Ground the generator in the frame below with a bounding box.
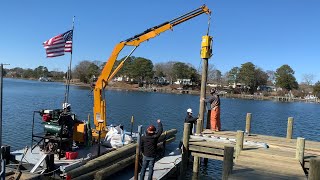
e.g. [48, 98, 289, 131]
[31, 107, 80, 157]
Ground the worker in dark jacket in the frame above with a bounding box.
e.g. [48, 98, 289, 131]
[178, 108, 197, 149]
[140, 119, 163, 180]
[185, 108, 198, 134]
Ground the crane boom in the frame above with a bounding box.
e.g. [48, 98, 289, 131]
[92, 5, 211, 136]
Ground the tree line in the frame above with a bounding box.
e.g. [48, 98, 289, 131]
[4, 66, 65, 80]
[5, 56, 320, 97]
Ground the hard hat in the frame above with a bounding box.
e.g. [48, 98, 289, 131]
[210, 88, 216, 94]
[62, 103, 71, 109]
[187, 108, 193, 113]
[147, 125, 156, 134]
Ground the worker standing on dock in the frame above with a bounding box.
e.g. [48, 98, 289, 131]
[178, 108, 198, 149]
[140, 119, 163, 180]
[185, 108, 198, 134]
[203, 88, 221, 131]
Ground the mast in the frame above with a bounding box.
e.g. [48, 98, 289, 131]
[64, 16, 75, 104]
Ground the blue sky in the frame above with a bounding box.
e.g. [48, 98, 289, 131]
[0, 0, 319, 83]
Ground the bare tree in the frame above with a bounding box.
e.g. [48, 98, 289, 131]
[266, 70, 275, 85]
[161, 61, 176, 84]
[207, 64, 216, 83]
[302, 73, 314, 86]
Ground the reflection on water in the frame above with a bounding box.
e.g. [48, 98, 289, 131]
[2, 78, 320, 179]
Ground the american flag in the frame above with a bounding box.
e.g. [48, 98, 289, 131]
[43, 30, 73, 58]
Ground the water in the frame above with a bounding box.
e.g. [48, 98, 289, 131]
[2, 78, 320, 179]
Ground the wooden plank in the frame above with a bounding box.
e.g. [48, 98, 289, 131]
[235, 154, 305, 175]
[189, 145, 224, 155]
[191, 152, 224, 161]
[234, 151, 306, 178]
[203, 130, 320, 154]
[232, 131, 319, 150]
[233, 162, 305, 178]
[229, 165, 306, 180]
[236, 156, 302, 172]
[239, 152, 297, 163]
[240, 148, 296, 159]
[189, 141, 231, 149]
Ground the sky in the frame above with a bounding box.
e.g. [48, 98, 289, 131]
[0, 0, 319, 83]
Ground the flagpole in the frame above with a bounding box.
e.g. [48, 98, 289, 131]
[65, 16, 75, 105]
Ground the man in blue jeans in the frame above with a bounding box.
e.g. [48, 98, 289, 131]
[140, 119, 163, 180]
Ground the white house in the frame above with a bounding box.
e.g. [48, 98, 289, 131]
[174, 79, 192, 85]
[113, 75, 133, 82]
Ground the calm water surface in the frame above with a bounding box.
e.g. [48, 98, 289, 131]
[3, 78, 320, 179]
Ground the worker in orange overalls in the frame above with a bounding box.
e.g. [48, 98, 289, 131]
[203, 88, 221, 131]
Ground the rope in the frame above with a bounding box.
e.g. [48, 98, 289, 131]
[206, 13, 211, 36]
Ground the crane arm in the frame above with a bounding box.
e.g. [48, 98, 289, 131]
[93, 5, 211, 132]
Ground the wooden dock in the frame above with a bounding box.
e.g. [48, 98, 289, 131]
[204, 130, 319, 179]
[178, 113, 320, 180]
[127, 113, 320, 180]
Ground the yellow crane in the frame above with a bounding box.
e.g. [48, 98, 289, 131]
[92, 5, 212, 138]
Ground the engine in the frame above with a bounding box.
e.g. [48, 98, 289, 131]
[39, 109, 75, 155]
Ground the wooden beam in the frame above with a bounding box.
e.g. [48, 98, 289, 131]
[67, 143, 136, 178]
[189, 141, 227, 149]
[94, 154, 136, 180]
[158, 129, 177, 142]
[191, 152, 223, 161]
[72, 136, 175, 180]
[189, 145, 224, 156]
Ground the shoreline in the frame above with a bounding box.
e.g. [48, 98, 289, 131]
[71, 82, 320, 103]
[6, 78, 320, 103]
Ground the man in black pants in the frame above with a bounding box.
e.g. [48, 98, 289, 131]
[140, 119, 163, 180]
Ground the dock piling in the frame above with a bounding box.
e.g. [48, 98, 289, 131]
[134, 125, 142, 180]
[309, 158, 320, 180]
[193, 155, 200, 173]
[222, 146, 234, 180]
[236, 130, 244, 158]
[286, 117, 294, 139]
[245, 113, 252, 135]
[203, 109, 211, 165]
[295, 137, 305, 165]
[180, 123, 190, 180]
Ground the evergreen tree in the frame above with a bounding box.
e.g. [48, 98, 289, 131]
[313, 81, 320, 97]
[275, 65, 298, 90]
